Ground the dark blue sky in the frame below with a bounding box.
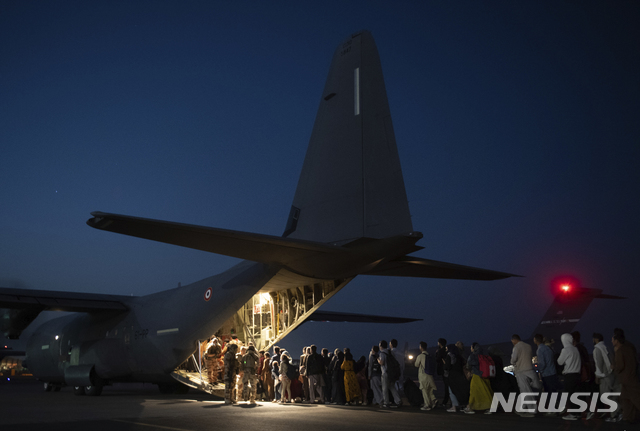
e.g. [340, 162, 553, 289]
[1, 1, 639, 357]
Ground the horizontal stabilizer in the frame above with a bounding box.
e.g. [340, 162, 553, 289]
[364, 256, 519, 280]
[87, 212, 345, 267]
[596, 293, 626, 299]
[306, 310, 421, 324]
[87, 212, 516, 281]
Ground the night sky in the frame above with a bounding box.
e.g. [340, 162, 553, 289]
[2, 1, 639, 359]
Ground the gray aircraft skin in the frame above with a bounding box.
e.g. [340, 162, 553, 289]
[0, 31, 516, 395]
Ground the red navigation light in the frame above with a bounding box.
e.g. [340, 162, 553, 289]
[550, 276, 580, 296]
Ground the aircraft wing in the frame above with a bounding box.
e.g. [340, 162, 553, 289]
[0, 287, 131, 312]
[364, 256, 518, 281]
[0, 287, 131, 339]
[306, 310, 421, 324]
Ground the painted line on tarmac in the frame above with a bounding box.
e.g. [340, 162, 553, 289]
[112, 419, 193, 431]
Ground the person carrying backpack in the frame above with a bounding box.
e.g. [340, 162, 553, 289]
[390, 339, 406, 396]
[534, 334, 562, 416]
[241, 345, 259, 404]
[466, 342, 494, 414]
[415, 341, 437, 410]
[378, 340, 402, 408]
[223, 343, 238, 404]
[369, 345, 383, 406]
[279, 354, 294, 403]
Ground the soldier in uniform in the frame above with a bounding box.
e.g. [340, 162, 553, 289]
[205, 337, 222, 385]
[234, 345, 246, 402]
[200, 338, 210, 370]
[223, 343, 238, 404]
[242, 345, 260, 403]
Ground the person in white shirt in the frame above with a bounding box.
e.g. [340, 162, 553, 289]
[510, 335, 541, 392]
[557, 333, 581, 421]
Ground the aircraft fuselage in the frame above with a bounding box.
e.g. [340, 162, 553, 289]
[26, 261, 277, 386]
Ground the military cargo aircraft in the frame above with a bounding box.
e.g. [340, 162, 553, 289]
[0, 30, 516, 396]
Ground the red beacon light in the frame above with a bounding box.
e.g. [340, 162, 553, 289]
[551, 276, 580, 297]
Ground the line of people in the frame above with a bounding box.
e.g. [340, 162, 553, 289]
[221, 339, 407, 406]
[508, 328, 640, 423]
[216, 327, 640, 425]
[432, 328, 640, 424]
[257, 345, 369, 405]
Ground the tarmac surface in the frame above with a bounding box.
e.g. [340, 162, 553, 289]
[0, 378, 635, 431]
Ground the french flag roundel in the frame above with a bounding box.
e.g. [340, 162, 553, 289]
[204, 287, 212, 301]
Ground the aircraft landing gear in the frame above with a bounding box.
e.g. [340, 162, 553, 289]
[44, 382, 62, 392]
[74, 384, 103, 396]
[85, 385, 103, 396]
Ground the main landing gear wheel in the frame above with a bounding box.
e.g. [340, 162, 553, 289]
[74, 386, 85, 396]
[85, 385, 103, 396]
[44, 382, 53, 392]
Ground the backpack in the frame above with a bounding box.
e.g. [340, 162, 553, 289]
[307, 353, 324, 375]
[243, 352, 257, 369]
[422, 352, 435, 376]
[385, 351, 401, 382]
[371, 355, 381, 374]
[478, 354, 496, 378]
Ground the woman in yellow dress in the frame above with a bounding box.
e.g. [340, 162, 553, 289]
[341, 351, 362, 405]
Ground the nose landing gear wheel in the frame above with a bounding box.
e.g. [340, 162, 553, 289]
[73, 386, 85, 396]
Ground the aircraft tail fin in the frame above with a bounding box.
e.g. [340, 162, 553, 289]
[284, 30, 413, 244]
[529, 287, 625, 343]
